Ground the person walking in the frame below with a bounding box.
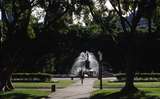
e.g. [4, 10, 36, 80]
[80, 70, 84, 84]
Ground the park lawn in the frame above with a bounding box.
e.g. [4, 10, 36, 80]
[92, 80, 160, 99]
[0, 89, 50, 99]
[140, 88, 160, 97]
[13, 80, 76, 89]
[92, 89, 119, 96]
[94, 80, 160, 88]
[0, 80, 76, 99]
[91, 88, 160, 99]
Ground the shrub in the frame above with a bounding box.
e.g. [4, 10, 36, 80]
[114, 73, 160, 82]
[12, 73, 53, 82]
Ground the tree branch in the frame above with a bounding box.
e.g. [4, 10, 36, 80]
[109, 0, 128, 33]
[44, 3, 69, 30]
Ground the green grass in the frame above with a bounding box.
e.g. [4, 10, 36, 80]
[94, 80, 124, 88]
[0, 89, 50, 99]
[13, 80, 76, 89]
[55, 80, 76, 88]
[91, 88, 160, 99]
[92, 80, 160, 99]
[140, 88, 160, 97]
[94, 80, 160, 88]
[90, 89, 160, 99]
[92, 89, 119, 96]
[0, 80, 76, 99]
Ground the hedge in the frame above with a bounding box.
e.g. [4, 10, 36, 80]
[114, 73, 160, 82]
[12, 73, 53, 82]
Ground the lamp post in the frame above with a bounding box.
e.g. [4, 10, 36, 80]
[80, 65, 84, 84]
[98, 51, 103, 89]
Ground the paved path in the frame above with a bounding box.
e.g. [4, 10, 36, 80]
[47, 78, 96, 99]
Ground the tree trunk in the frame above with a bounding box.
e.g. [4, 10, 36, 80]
[0, 78, 14, 92]
[148, 17, 152, 33]
[0, 79, 6, 92]
[0, 0, 32, 92]
[0, 69, 14, 92]
[6, 75, 14, 90]
[121, 40, 138, 93]
[0, 74, 10, 91]
[121, 68, 138, 92]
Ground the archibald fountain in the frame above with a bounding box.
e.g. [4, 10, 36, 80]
[70, 51, 99, 77]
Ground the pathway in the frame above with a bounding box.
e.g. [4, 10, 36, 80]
[47, 78, 96, 99]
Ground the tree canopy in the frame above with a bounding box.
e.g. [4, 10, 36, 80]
[0, 0, 160, 92]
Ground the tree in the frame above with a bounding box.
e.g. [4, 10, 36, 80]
[108, 0, 156, 92]
[0, 0, 158, 93]
[0, 0, 36, 91]
[77, 0, 156, 92]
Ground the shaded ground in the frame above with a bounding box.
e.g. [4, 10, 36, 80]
[0, 89, 49, 99]
[90, 90, 160, 99]
[92, 80, 160, 99]
[48, 78, 96, 99]
[0, 93, 48, 99]
[0, 79, 76, 99]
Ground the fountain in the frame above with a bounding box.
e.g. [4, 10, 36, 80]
[70, 51, 99, 77]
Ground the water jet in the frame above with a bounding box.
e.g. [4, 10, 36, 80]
[70, 51, 99, 77]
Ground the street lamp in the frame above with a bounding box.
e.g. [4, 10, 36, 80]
[98, 51, 103, 89]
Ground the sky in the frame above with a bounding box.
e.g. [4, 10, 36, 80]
[0, 0, 113, 23]
[0, 11, 1, 20]
[73, 0, 113, 26]
[31, 7, 46, 23]
[106, 0, 113, 10]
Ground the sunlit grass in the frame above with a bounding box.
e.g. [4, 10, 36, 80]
[140, 88, 160, 97]
[91, 88, 160, 99]
[92, 89, 119, 96]
[94, 80, 160, 88]
[0, 80, 76, 99]
[13, 80, 76, 89]
[0, 89, 50, 99]
[92, 80, 160, 99]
